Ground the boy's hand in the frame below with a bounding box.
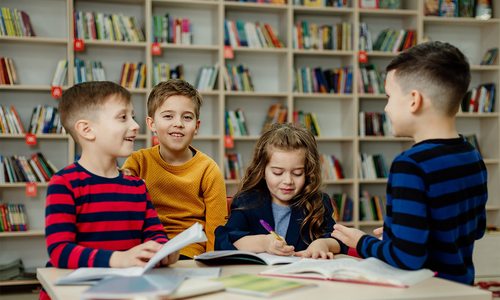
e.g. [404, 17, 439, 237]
[295, 239, 334, 259]
[109, 241, 163, 268]
[373, 227, 383, 240]
[331, 224, 366, 249]
[161, 251, 180, 266]
[264, 234, 294, 256]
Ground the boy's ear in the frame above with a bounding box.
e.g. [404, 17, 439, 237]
[409, 90, 424, 113]
[74, 119, 95, 141]
[146, 116, 156, 133]
[195, 119, 200, 135]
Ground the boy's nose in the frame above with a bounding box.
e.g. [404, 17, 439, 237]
[131, 119, 140, 131]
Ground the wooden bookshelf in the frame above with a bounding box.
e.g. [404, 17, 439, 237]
[1, 0, 500, 287]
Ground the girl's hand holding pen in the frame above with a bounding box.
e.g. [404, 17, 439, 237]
[260, 219, 294, 256]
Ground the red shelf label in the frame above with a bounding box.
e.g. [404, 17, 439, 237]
[358, 51, 368, 64]
[26, 182, 37, 197]
[74, 38, 85, 52]
[25, 133, 37, 146]
[152, 42, 162, 56]
[224, 46, 234, 59]
[224, 135, 234, 149]
[51, 86, 62, 99]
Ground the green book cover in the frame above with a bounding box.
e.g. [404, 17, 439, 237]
[216, 273, 314, 297]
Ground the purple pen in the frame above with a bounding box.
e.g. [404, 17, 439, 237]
[259, 219, 284, 241]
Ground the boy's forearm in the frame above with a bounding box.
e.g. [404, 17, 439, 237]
[233, 235, 268, 252]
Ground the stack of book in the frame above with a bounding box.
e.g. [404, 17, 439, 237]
[0, 153, 58, 183]
[195, 65, 219, 91]
[225, 109, 249, 137]
[331, 193, 353, 222]
[359, 191, 386, 221]
[359, 23, 373, 52]
[293, 21, 352, 51]
[293, 0, 350, 7]
[74, 11, 145, 42]
[119, 62, 146, 88]
[51, 60, 68, 87]
[461, 83, 496, 113]
[359, 111, 392, 137]
[224, 20, 284, 48]
[294, 66, 353, 94]
[0, 203, 28, 232]
[152, 15, 192, 45]
[358, 64, 385, 94]
[0, 105, 24, 134]
[262, 103, 287, 133]
[152, 63, 184, 85]
[0, 7, 35, 37]
[320, 154, 345, 180]
[0, 57, 18, 85]
[358, 153, 388, 179]
[74, 59, 106, 84]
[293, 110, 321, 136]
[224, 153, 244, 180]
[223, 64, 255, 92]
[372, 28, 416, 53]
[28, 105, 64, 134]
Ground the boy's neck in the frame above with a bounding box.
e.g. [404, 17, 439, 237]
[412, 116, 459, 143]
[158, 145, 193, 166]
[78, 152, 120, 178]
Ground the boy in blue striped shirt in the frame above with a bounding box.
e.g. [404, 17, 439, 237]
[332, 41, 488, 285]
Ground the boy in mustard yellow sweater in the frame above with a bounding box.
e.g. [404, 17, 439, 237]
[122, 79, 228, 259]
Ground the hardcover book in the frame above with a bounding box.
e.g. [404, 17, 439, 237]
[194, 250, 301, 266]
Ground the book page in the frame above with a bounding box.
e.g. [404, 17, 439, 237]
[261, 257, 359, 278]
[256, 253, 302, 265]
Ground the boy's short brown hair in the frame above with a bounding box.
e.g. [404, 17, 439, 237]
[59, 81, 131, 142]
[387, 41, 471, 116]
[147, 79, 202, 119]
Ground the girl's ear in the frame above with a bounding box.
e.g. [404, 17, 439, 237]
[409, 90, 424, 113]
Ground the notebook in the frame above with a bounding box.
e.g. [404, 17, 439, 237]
[194, 250, 301, 266]
[260, 257, 435, 288]
[57, 222, 206, 285]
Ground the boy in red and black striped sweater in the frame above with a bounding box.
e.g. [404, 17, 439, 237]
[41, 82, 179, 300]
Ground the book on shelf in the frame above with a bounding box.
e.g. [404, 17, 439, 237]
[359, 111, 392, 137]
[215, 273, 314, 297]
[195, 65, 219, 91]
[372, 28, 416, 53]
[475, 0, 492, 20]
[224, 20, 284, 49]
[260, 257, 435, 288]
[51, 60, 68, 87]
[119, 62, 146, 89]
[359, 190, 386, 221]
[0, 105, 24, 134]
[320, 154, 345, 180]
[378, 0, 401, 9]
[225, 109, 249, 137]
[153, 63, 184, 86]
[194, 250, 301, 266]
[359, 0, 379, 8]
[0, 153, 57, 183]
[480, 48, 498, 65]
[224, 153, 244, 180]
[56, 222, 207, 285]
[293, 0, 349, 7]
[0, 57, 18, 85]
[293, 111, 321, 136]
[226, 0, 286, 4]
[262, 103, 287, 133]
[294, 66, 353, 94]
[74, 59, 106, 84]
[331, 193, 353, 222]
[74, 11, 144, 42]
[439, 0, 458, 17]
[461, 83, 496, 113]
[424, 0, 440, 16]
[358, 153, 388, 180]
[293, 21, 352, 51]
[224, 64, 255, 92]
[0, 7, 35, 37]
[358, 64, 385, 94]
[0, 203, 28, 232]
[28, 105, 64, 134]
[152, 15, 192, 45]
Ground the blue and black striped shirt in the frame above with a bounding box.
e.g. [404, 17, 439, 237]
[357, 137, 488, 285]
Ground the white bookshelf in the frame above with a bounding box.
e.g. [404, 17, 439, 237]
[1, 0, 499, 287]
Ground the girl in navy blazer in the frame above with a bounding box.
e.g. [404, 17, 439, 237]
[215, 123, 347, 258]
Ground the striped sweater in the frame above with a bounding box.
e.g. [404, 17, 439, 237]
[45, 162, 168, 268]
[357, 137, 487, 285]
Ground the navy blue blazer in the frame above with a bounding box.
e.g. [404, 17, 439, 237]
[215, 189, 347, 253]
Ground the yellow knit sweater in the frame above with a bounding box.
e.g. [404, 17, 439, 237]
[122, 145, 228, 258]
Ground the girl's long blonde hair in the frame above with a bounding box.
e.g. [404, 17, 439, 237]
[236, 123, 326, 243]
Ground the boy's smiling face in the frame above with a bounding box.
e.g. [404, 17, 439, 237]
[147, 95, 200, 158]
[92, 95, 139, 158]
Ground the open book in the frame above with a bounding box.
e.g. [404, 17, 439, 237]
[57, 222, 207, 285]
[194, 250, 301, 266]
[260, 257, 435, 288]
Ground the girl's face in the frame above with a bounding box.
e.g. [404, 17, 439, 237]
[264, 148, 306, 206]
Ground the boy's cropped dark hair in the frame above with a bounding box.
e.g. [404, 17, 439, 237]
[59, 81, 131, 141]
[147, 79, 203, 119]
[387, 41, 471, 116]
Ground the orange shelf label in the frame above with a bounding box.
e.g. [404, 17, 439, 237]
[25, 133, 37, 146]
[74, 38, 85, 51]
[26, 182, 37, 197]
[152, 42, 162, 56]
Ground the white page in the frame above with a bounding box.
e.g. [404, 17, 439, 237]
[256, 253, 302, 265]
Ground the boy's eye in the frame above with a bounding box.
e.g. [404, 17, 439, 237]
[183, 115, 194, 120]
[163, 115, 173, 119]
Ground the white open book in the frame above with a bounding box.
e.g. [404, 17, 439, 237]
[57, 222, 207, 285]
[194, 250, 301, 266]
[260, 257, 435, 288]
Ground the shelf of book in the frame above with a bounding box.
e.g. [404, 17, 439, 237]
[2, 0, 500, 287]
